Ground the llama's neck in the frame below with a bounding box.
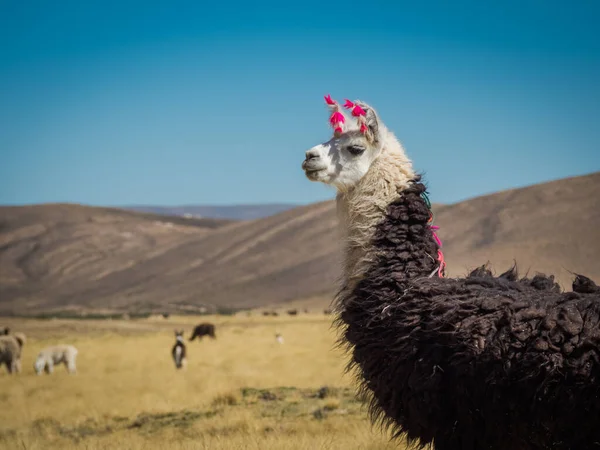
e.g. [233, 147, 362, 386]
[336, 135, 440, 303]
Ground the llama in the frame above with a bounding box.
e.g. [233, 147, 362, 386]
[172, 330, 187, 369]
[275, 333, 284, 344]
[0, 332, 26, 374]
[189, 323, 216, 341]
[34, 345, 78, 375]
[301, 95, 600, 449]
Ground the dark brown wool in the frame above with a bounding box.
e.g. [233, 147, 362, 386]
[337, 181, 600, 450]
[189, 323, 216, 341]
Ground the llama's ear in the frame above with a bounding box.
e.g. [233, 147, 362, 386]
[364, 105, 381, 144]
[355, 101, 381, 144]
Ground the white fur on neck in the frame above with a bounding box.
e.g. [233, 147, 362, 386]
[336, 128, 415, 300]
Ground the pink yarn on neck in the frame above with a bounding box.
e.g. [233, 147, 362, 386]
[430, 225, 443, 248]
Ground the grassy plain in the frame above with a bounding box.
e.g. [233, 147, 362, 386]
[0, 314, 403, 449]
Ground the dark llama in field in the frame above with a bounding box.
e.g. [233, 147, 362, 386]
[172, 330, 187, 369]
[287, 309, 298, 316]
[301, 95, 600, 449]
[189, 323, 216, 341]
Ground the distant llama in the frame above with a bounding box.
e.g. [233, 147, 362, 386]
[287, 309, 298, 316]
[300, 94, 600, 449]
[172, 330, 187, 369]
[189, 323, 216, 341]
[0, 332, 26, 374]
[275, 333, 284, 344]
[34, 345, 78, 375]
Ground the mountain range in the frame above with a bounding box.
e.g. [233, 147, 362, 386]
[1, 172, 598, 315]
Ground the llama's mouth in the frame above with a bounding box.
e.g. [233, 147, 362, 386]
[302, 160, 328, 179]
[303, 167, 328, 181]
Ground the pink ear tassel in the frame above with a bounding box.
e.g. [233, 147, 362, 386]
[329, 111, 345, 126]
[351, 105, 366, 117]
[343, 100, 366, 117]
[325, 94, 345, 134]
[360, 122, 368, 134]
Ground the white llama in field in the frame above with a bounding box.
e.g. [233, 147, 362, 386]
[34, 345, 78, 375]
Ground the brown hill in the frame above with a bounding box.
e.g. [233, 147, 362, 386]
[1, 172, 598, 315]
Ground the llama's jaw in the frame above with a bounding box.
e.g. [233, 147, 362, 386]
[303, 167, 329, 182]
[302, 159, 330, 182]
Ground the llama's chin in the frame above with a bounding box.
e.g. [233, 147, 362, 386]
[304, 169, 329, 183]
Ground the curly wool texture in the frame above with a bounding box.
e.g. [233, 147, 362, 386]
[337, 182, 600, 450]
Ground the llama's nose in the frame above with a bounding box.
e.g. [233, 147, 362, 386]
[305, 149, 320, 161]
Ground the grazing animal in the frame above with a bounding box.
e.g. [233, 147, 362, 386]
[275, 333, 284, 344]
[287, 309, 298, 316]
[301, 95, 600, 449]
[34, 345, 78, 375]
[189, 323, 216, 341]
[172, 330, 187, 369]
[0, 332, 25, 374]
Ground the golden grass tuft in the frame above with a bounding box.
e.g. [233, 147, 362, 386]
[0, 315, 404, 449]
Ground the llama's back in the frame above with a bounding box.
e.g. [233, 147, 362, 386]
[172, 342, 186, 368]
[340, 268, 600, 449]
[38, 345, 78, 364]
[0, 336, 19, 364]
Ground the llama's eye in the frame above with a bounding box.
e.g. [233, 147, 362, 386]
[347, 145, 366, 156]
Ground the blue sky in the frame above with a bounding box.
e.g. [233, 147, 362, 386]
[1, 0, 599, 206]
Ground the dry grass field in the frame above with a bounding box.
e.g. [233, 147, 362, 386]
[0, 314, 404, 449]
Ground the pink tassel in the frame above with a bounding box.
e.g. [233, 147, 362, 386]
[437, 250, 446, 277]
[329, 111, 345, 125]
[343, 99, 354, 109]
[360, 123, 368, 134]
[334, 127, 343, 134]
[351, 105, 366, 117]
[324, 94, 336, 105]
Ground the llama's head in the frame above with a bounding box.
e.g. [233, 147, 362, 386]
[302, 96, 412, 192]
[174, 330, 184, 342]
[34, 355, 45, 375]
